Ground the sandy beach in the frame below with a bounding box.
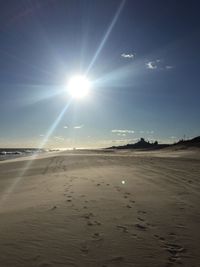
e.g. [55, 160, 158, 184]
[0, 149, 200, 267]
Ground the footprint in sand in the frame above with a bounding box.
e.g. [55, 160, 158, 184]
[154, 233, 186, 265]
[81, 212, 101, 226]
[80, 244, 89, 254]
[169, 232, 176, 237]
[92, 232, 104, 241]
[138, 210, 147, 215]
[135, 223, 147, 231]
[164, 243, 186, 264]
[137, 217, 145, 222]
[115, 186, 121, 192]
[93, 232, 100, 237]
[82, 212, 94, 219]
[87, 220, 101, 226]
[116, 225, 128, 233]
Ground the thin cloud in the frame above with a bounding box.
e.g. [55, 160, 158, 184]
[54, 136, 64, 141]
[111, 129, 135, 134]
[63, 126, 68, 129]
[146, 59, 174, 70]
[165, 65, 174, 69]
[117, 133, 126, 136]
[74, 125, 84, 129]
[146, 61, 157, 69]
[121, 53, 134, 59]
[112, 138, 138, 143]
[139, 130, 154, 134]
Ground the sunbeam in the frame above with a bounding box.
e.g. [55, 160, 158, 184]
[0, 99, 72, 208]
[38, 100, 72, 149]
[85, 0, 126, 75]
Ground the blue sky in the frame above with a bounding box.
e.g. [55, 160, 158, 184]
[0, 0, 200, 148]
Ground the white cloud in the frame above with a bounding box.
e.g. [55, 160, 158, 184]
[146, 61, 157, 69]
[117, 133, 126, 136]
[54, 136, 64, 141]
[63, 126, 68, 129]
[165, 65, 174, 69]
[39, 134, 44, 137]
[74, 125, 84, 129]
[146, 59, 174, 70]
[121, 53, 134, 59]
[111, 129, 135, 134]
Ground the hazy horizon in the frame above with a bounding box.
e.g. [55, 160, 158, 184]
[0, 134, 198, 150]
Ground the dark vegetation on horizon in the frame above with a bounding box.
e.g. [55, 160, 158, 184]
[107, 136, 200, 150]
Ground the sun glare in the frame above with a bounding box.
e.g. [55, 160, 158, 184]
[67, 75, 91, 98]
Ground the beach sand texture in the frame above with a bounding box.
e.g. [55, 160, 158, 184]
[0, 149, 200, 267]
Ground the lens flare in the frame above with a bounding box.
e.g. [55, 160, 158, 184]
[68, 75, 90, 98]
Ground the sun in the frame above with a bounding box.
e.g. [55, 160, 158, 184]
[67, 75, 91, 98]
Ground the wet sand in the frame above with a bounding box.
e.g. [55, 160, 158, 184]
[0, 149, 200, 267]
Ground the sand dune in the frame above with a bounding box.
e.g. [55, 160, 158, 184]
[0, 150, 200, 267]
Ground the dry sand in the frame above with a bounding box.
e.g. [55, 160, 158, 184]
[0, 149, 200, 267]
